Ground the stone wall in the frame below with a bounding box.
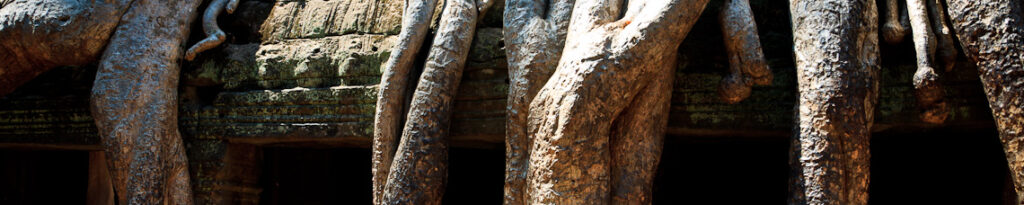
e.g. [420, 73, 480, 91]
[0, 0, 997, 148]
[0, 0, 999, 203]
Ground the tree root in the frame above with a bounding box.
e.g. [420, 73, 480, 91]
[908, 0, 949, 124]
[185, 0, 238, 61]
[718, 0, 771, 104]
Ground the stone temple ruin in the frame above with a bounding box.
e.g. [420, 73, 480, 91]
[0, 0, 1019, 204]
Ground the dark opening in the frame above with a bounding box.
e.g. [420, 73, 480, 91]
[0, 150, 89, 204]
[0, 128, 1010, 204]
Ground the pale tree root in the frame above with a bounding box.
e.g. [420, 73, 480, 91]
[907, 0, 949, 124]
[501, 0, 575, 203]
[927, 0, 956, 72]
[944, 0, 1024, 203]
[371, 0, 437, 203]
[185, 0, 240, 61]
[882, 0, 907, 44]
[374, 0, 490, 204]
[525, 0, 709, 203]
[718, 0, 771, 104]
[89, 0, 202, 204]
[788, 0, 879, 204]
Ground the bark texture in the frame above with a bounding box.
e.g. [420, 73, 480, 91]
[0, 0, 130, 96]
[787, 0, 879, 204]
[372, 0, 436, 204]
[944, 0, 1024, 203]
[523, 0, 709, 203]
[718, 0, 772, 104]
[501, 0, 574, 203]
[89, 0, 202, 204]
[374, 0, 488, 203]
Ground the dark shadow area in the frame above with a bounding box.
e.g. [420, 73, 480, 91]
[652, 126, 1009, 204]
[0, 127, 1012, 204]
[870, 128, 1010, 204]
[258, 147, 504, 205]
[0, 150, 89, 204]
[653, 138, 791, 204]
[259, 147, 373, 205]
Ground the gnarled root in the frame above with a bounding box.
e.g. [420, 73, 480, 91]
[717, 0, 771, 104]
[907, 0, 948, 124]
[185, 0, 238, 61]
[371, 0, 437, 203]
[883, 0, 908, 44]
[914, 67, 948, 124]
[374, 0, 491, 203]
[927, 0, 956, 72]
[501, 0, 575, 203]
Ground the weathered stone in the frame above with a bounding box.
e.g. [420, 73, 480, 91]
[199, 35, 397, 91]
[0, 0, 998, 151]
[259, 0, 402, 43]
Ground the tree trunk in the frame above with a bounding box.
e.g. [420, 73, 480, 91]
[943, 0, 1024, 203]
[501, 0, 574, 203]
[0, 0, 130, 96]
[374, 0, 488, 203]
[372, 0, 436, 203]
[89, 0, 202, 204]
[787, 0, 879, 204]
[523, 0, 708, 203]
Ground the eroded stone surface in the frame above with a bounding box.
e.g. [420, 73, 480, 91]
[259, 0, 402, 43]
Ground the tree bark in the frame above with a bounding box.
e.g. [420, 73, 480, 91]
[375, 0, 488, 203]
[501, 0, 574, 204]
[523, 0, 708, 203]
[787, 0, 879, 204]
[89, 0, 202, 204]
[943, 0, 1024, 203]
[718, 0, 772, 104]
[608, 57, 673, 204]
[0, 0, 131, 96]
[372, 0, 436, 204]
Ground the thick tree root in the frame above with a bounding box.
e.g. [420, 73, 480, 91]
[371, 0, 437, 203]
[609, 57, 673, 204]
[788, 0, 879, 204]
[501, 0, 575, 203]
[89, 0, 202, 204]
[185, 0, 238, 61]
[373, 0, 490, 203]
[0, 0, 132, 96]
[945, 0, 1024, 202]
[524, 0, 709, 203]
[718, 0, 771, 104]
